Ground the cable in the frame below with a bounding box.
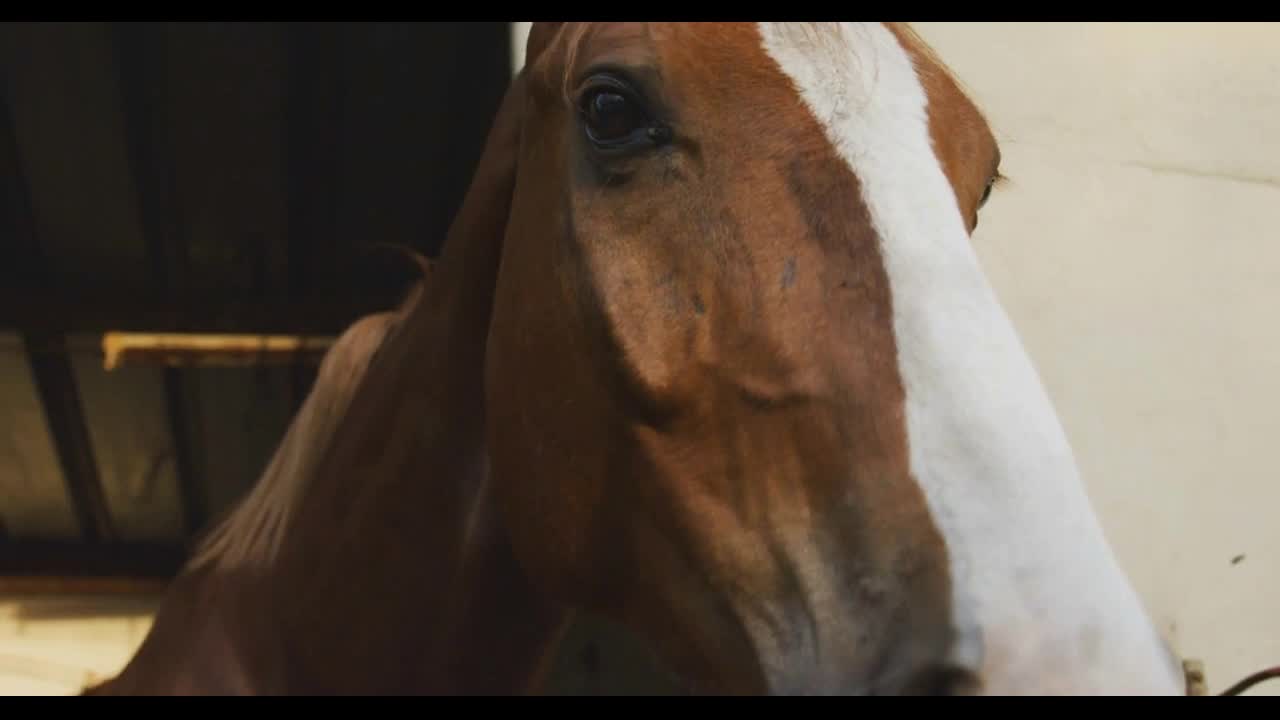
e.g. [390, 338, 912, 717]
[1220, 666, 1280, 696]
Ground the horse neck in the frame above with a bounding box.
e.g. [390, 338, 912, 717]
[85, 313, 404, 695]
[253, 286, 570, 692]
[259, 446, 569, 696]
[80, 563, 287, 695]
[89, 287, 558, 694]
[418, 473, 575, 694]
[222, 284, 566, 693]
[89, 295, 571, 695]
[84, 504, 571, 697]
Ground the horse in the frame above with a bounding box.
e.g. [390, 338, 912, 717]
[87, 22, 1190, 695]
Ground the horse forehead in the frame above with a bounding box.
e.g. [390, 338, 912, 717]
[571, 24, 955, 123]
[677, 24, 964, 166]
[574, 23, 793, 82]
[755, 24, 925, 122]
[563, 23, 979, 206]
[752, 23, 989, 204]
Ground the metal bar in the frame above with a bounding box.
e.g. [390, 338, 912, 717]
[102, 332, 335, 370]
[5, 332, 337, 364]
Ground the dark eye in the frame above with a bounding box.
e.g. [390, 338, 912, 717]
[578, 75, 670, 153]
[585, 90, 646, 143]
[978, 177, 995, 208]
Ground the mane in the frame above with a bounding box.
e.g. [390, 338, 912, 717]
[186, 259, 433, 573]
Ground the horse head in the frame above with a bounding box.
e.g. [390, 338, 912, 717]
[482, 22, 1185, 695]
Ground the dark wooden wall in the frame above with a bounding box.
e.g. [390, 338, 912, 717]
[0, 21, 512, 572]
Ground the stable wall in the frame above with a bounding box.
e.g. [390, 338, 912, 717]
[912, 21, 1280, 695]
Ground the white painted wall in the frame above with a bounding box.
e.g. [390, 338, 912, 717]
[512, 22, 531, 76]
[0, 595, 154, 695]
[910, 21, 1280, 695]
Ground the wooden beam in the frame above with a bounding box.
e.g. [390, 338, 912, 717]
[23, 333, 117, 543]
[163, 370, 206, 539]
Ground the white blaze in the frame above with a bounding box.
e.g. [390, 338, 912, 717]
[757, 22, 1183, 695]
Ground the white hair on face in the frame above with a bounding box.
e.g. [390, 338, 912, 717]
[757, 21, 1183, 694]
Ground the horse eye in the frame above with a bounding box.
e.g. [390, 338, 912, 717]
[978, 177, 995, 207]
[583, 88, 649, 147]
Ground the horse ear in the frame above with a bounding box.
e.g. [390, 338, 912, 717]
[432, 68, 527, 303]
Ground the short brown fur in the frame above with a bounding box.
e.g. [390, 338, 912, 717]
[484, 23, 1000, 694]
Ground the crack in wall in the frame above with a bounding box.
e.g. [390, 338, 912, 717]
[1120, 160, 1280, 190]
